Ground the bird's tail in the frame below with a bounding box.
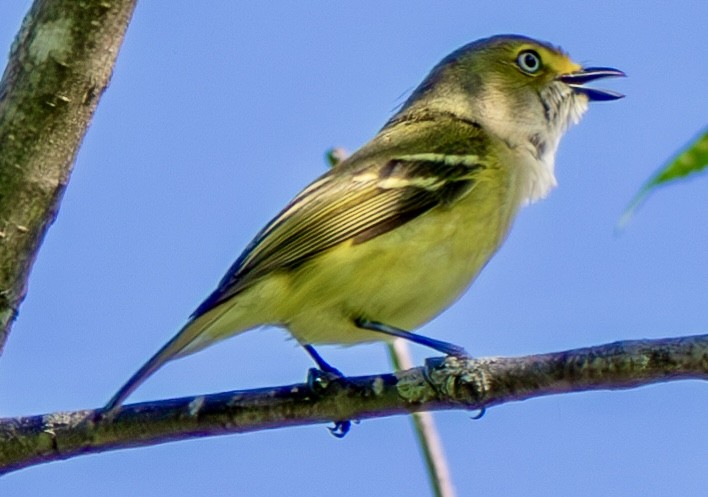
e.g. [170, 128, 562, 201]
[103, 302, 249, 414]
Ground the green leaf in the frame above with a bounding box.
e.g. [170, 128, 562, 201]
[325, 147, 348, 168]
[618, 127, 708, 230]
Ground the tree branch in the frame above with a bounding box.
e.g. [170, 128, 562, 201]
[0, 0, 137, 354]
[0, 334, 705, 475]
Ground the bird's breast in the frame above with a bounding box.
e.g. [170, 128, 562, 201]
[282, 165, 521, 345]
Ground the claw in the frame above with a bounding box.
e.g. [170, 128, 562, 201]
[470, 407, 486, 420]
[328, 420, 352, 438]
[305, 368, 356, 437]
[306, 367, 344, 394]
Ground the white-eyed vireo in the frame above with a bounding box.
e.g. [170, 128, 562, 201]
[105, 34, 623, 411]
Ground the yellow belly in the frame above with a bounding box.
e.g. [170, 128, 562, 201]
[280, 175, 520, 345]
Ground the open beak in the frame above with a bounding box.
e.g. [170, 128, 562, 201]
[559, 67, 626, 101]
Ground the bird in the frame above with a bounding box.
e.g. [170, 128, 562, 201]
[104, 34, 624, 412]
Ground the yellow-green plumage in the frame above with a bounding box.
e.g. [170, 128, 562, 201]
[105, 35, 623, 411]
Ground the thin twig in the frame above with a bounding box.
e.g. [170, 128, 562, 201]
[389, 339, 456, 497]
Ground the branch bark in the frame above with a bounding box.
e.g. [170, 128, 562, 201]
[0, 0, 137, 354]
[0, 334, 705, 475]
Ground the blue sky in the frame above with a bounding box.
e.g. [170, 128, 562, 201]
[1, 2, 706, 496]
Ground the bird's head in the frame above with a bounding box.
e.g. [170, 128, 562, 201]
[399, 34, 624, 161]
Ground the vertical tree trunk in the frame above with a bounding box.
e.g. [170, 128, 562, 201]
[0, 0, 137, 353]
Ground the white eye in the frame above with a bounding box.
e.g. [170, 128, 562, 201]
[517, 50, 542, 74]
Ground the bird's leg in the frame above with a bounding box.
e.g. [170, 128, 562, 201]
[355, 318, 469, 357]
[301, 344, 351, 437]
[302, 344, 344, 377]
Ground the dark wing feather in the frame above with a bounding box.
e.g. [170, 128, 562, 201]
[191, 156, 484, 318]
